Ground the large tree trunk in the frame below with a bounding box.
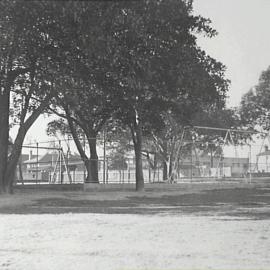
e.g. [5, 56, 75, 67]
[162, 161, 168, 181]
[18, 159, 24, 185]
[65, 112, 99, 183]
[5, 157, 20, 194]
[0, 67, 34, 193]
[134, 139, 144, 190]
[161, 143, 175, 182]
[4, 97, 50, 193]
[0, 89, 10, 193]
[168, 152, 174, 181]
[86, 136, 99, 183]
[4, 128, 26, 193]
[130, 116, 144, 191]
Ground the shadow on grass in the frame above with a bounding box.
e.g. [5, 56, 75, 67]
[1, 186, 270, 219]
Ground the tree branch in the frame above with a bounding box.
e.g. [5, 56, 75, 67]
[65, 108, 89, 161]
[8, 67, 31, 81]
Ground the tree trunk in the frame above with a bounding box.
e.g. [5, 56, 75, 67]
[0, 89, 10, 193]
[3, 97, 50, 193]
[168, 152, 174, 181]
[5, 158, 18, 194]
[65, 110, 99, 183]
[210, 148, 213, 168]
[86, 136, 99, 183]
[134, 140, 144, 190]
[0, 68, 34, 193]
[130, 118, 144, 191]
[162, 161, 167, 181]
[4, 130, 26, 193]
[18, 160, 24, 185]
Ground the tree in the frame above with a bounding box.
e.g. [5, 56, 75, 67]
[0, 1, 60, 193]
[108, 151, 128, 171]
[44, 2, 121, 183]
[44, 0, 229, 191]
[239, 66, 270, 133]
[0, 0, 230, 193]
[143, 104, 239, 181]
[0, 1, 116, 191]
[47, 81, 114, 184]
[102, 0, 229, 190]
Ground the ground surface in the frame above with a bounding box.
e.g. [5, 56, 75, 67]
[1, 182, 270, 269]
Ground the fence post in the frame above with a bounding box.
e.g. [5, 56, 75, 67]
[103, 130, 106, 184]
[36, 142, 39, 184]
[191, 145, 193, 181]
[128, 167, 130, 183]
[249, 144, 252, 184]
[106, 157, 109, 184]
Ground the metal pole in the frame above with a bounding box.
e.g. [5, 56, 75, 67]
[22, 145, 61, 150]
[67, 137, 70, 183]
[249, 144, 252, 184]
[190, 144, 193, 181]
[36, 143, 39, 184]
[103, 129, 106, 185]
[192, 125, 265, 134]
[128, 162, 130, 183]
[174, 129, 186, 182]
[148, 165, 151, 183]
[83, 135, 86, 182]
[216, 130, 229, 179]
[106, 157, 109, 184]
[59, 140, 62, 184]
[254, 134, 267, 172]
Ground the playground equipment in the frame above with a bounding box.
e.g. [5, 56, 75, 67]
[169, 126, 268, 183]
[21, 142, 72, 184]
[17, 126, 270, 185]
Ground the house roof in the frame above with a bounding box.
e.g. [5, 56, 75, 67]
[23, 152, 82, 165]
[257, 150, 270, 157]
[20, 154, 38, 163]
[23, 153, 55, 164]
[20, 154, 31, 163]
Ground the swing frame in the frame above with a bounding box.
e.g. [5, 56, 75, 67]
[169, 126, 267, 183]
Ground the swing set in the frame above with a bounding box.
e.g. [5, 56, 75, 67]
[168, 126, 269, 183]
[21, 144, 72, 184]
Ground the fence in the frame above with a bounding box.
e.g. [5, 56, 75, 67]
[15, 137, 270, 185]
[16, 157, 164, 185]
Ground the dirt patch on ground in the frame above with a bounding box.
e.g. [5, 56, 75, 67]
[2, 183, 270, 269]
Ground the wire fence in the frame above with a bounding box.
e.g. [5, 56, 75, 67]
[15, 139, 270, 185]
[15, 157, 164, 185]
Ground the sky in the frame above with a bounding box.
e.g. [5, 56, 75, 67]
[193, 0, 270, 107]
[12, 0, 270, 146]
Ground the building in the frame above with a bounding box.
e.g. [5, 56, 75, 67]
[21, 151, 82, 182]
[178, 152, 249, 178]
[256, 145, 270, 175]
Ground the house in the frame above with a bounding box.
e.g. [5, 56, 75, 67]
[21, 151, 107, 183]
[16, 151, 38, 182]
[22, 151, 83, 182]
[255, 145, 270, 175]
[178, 152, 249, 178]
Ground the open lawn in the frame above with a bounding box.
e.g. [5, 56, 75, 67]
[1, 182, 270, 269]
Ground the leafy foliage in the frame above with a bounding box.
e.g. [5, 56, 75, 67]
[240, 66, 270, 133]
[0, 0, 231, 192]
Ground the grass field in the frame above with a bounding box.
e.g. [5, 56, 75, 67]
[1, 182, 270, 269]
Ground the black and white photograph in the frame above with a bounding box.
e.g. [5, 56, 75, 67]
[1, 0, 270, 269]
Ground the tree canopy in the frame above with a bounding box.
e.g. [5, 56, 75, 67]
[240, 66, 270, 132]
[0, 0, 230, 193]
